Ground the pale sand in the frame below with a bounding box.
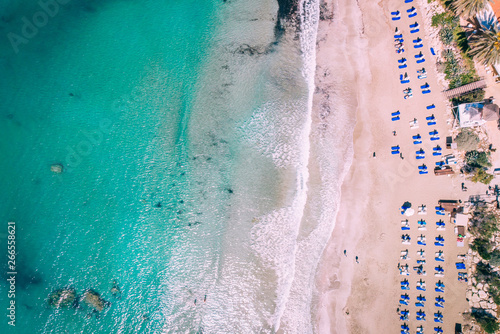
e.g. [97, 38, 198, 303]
[313, 0, 472, 333]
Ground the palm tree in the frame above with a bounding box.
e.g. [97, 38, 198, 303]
[452, 0, 489, 18]
[469, 25, 500, 65]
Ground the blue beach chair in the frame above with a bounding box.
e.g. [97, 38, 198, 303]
[430, 47, 436, 55]
[399, 64, 408, 69]
[405, 0, 413, 3]
[413, 37, 422, 43]
[419, 170, 428, 174]
[413, 140, 422, 144]
[420, 83, 429, 89]
[395, 34, 403, 39]
[416, 58, 425, 64]
[429, 130, 438, 135]
[426, 115, 435, 120]
[398, 58, 406, 63]
[409, 12, 417, 18]
[415, 52, 424, 59]
[392, 111, 400, 116]
[411, 28, 420, 34]
[427, 104, 435, 109]
[414, 43, 423, 49]
[422, 89, 431, 94]
[409, 22, 419, 28]
[427, 121, 436, 125]
[392, 116, 400, 121]
[430, 136, 440, 141]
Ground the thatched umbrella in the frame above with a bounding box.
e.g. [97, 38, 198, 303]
[482, 103, 499, 121]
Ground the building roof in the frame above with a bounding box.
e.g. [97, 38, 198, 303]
[458, 102, 486, 127]
[455, 213, 469, 227]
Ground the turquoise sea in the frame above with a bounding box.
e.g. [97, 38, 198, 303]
[0, 0, 330, 333]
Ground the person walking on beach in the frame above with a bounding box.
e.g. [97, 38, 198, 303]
[355, 256, 359, 263]
[400, 152, 404, 160]
[344, 249, 347, 256]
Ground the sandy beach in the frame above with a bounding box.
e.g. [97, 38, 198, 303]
[313, 0, 471, 333]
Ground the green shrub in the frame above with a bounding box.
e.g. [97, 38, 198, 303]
[471, 238, 493, 260]
[469, 210, 498, 238]
[440, 26, 455, 45]
[472, 311, 500, 333]
[452, 89, 485, 104]
[455, 130, 480, 151]
[490, 249, 500, 266]
[471, 169, 494, 185]
[466, 150, 492, 168]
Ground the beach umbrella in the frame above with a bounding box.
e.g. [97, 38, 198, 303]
[405, 208, 415, 216]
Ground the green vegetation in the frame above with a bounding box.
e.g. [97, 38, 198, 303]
[471, 310, 500, 333]
[455, 129, 480, 151]
[471, 168, 495, 184]
[452, 0, 489, 19]
[466, 150, 492, 168]
[469, 208, 498, 239]
[469, 24, 500, 66]
[489, 249, 500, 267]
[471, 238, 493, 260]
[431, 7, 483, 103]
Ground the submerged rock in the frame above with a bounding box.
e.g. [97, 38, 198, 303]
[50, 163, 63, 174]
[81, 289, 109, 312]
[110, 280, 121, 299]
[48, 288, 78, 308]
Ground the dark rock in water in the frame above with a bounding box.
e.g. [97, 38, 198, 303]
[179, 200, 184, 204]
[226, 188, 233, 194]
[110, 280, 121, 299]
[48, 288, 78, 308]
[50, 163, 64, 174]
[69, 93, 74, 96]
[80, 289, 109, 312]
[154, 202, 162, 208]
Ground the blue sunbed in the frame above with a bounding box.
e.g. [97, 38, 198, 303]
[419, 171, 428, 174]
[414, 44, 423, 48]
[411, 28, 420, 33]
[395, 34, 403, 39]
[398, 58, 406, 63]
[409, 12, 417, 18]
[430, 136, 440, 141]
[392, 111, 400, 116]
[391, 11, 400, 16]
[416, 58, 425, 63]
[413, 38, 421, 43]
[409, 22, 419, 28]
[415, 53, 424, 59]
[427, 104, 435, 109]
[420, 83, 429, 89]
[401, 79, 410, 84]
[392, 145, 400, 150]
[412, 134, 421, 139]
[407, 7, 416, 13]
[418, 165, 427, 170]
[426, 115, 435, 120]
[417, 286, 425, 291]
[429, 130, 438, 135]
[433, 146, 441, 151]
[435, 242, 444, 246]
[456, 263, 466, 269]
[435, 257, 444, 262]
[405, 0, 413, 3]
[399, 64, 408, 69]
[413, 140, 422, 144]
[392, 16, 401, 21]
[416, 156, 424, 159]
[392, 116, 400, 121]
[428, 121, 436, 126]
[392, 151, 400, 155]
[435, 287, 444, 293]
[430, 47, 436, 55]
[433, 152, 442, 156]
[435, 161, 444, 166]
[422, 89, 431, 94]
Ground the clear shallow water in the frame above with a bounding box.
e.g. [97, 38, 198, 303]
[0, 0, 331, 333]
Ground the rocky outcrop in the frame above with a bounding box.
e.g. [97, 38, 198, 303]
[48, 288, 77, 308]
[80, 289, 110, 312]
